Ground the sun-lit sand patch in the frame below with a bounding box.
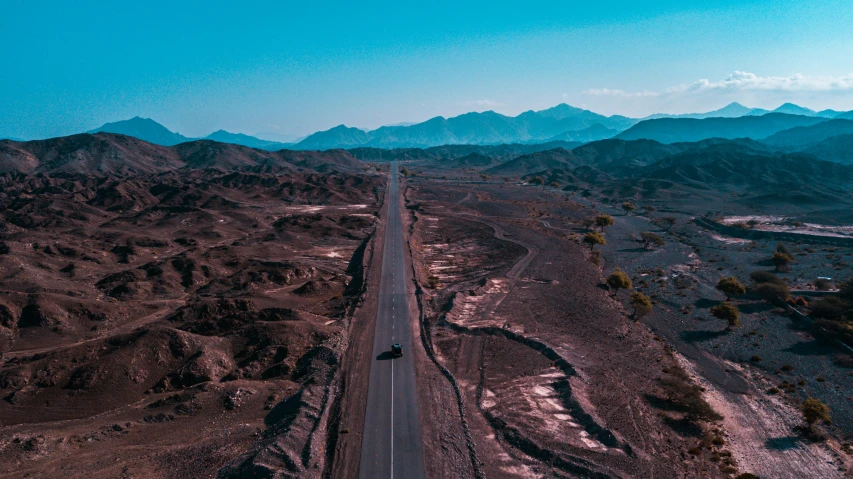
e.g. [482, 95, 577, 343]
[710, 233, 751, 244]
[498, 464, 543, 478]
[482, 389, 497, 408]
[720, 215, 786, 225]
[719, 216, 853, 238]
[310, 246, 352, 261]
[486, 368, 609, 452]
[283, 204, 368, 213]
[444, 278, 511, 328]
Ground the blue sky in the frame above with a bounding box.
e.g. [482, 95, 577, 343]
[2, 0, 853, 140]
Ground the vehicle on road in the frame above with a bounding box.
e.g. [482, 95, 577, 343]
[391, 343, 403, 357]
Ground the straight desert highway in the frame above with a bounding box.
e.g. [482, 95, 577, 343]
[359, 163, 426, 478]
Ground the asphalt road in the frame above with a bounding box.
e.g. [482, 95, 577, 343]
[359, 163, 426, 479]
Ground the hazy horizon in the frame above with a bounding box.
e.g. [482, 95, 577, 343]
[17, 99, 843, 144]
[3, 0, 853, 140]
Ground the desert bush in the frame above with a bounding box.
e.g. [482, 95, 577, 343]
[589, 250, 601, 266]
[427, 275, 440, 289]
[814, 316, 853, 344]
[583, 232, 606, 250]
[839, 278, 853, 301]
[640, 232, 665, 249]
[630, 291, 653, 319]
[750, 271, 784, 285]
[659, 363, 722, 421]
[716, 276, 746, 300]
[622, 202, 635, 214]
[530, 176, 544, 185]
[801, 398, 831, 430]
[606, 268, 632, 295]
[752, 283, 791, 303]
[595, 214, 614, 230]
[772, 251, 794, 272]
[710, 301, 740, 328]
[813, 278, 832, 291]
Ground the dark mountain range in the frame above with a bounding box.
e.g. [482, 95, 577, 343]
[544, 123, 620, 142]
[568, 139, 682, 170]
[483, 148, 577, 175]
[800, 134, 853, 163]
[0, 133, 364, 175]
[616, 113, 828, 143]
[1, 133, 182, 174]
[88, 117, 192, 146]
[204, 130, 292, 151]
[458, 137, 780, 177]
[642, 144, 853, 189]
[458, 137, 853, 202]
[293, 104, 637, 150]
[441, 152, 503, 169]
[762, 119, 853, 148]
[347, 141, 581, 163]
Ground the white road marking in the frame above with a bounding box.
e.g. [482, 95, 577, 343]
[391, 356, 394, 479]
[391, 165, 397, 479]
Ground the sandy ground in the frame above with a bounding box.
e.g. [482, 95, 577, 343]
[402, 179, 740, 477]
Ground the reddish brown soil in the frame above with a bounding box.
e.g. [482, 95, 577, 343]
[0, 166, 383, 478]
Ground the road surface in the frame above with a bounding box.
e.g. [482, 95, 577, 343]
[359, 163, 426, 478]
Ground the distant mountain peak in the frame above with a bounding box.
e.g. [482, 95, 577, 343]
[535, 103, 588, 119]
[88, 117, 190, 146]
[204, 129, 293, 151]
[713, 102, 755, 115]
[773, 103, 816, 115]
[329, 124, 366, 132]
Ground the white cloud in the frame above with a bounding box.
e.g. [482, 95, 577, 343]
[585, 71, 853, 99]
[577, 71, 853, 117]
